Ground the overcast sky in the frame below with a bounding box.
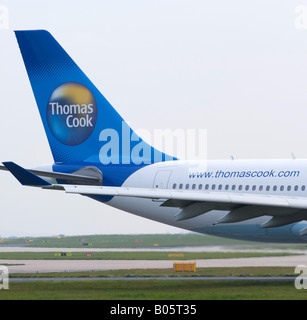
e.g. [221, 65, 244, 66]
[0, 0, 307, 237]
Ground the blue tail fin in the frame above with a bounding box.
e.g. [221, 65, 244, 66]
[15, 30, 170, 165]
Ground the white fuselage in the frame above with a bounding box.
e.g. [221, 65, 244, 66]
[107, 159, 307, 243]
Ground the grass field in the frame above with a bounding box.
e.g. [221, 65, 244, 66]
[0, 267, 304, 300]
[2, 233, 306, 249]
[0, 279, 305, 300]
[0, 233, 249, 248]
[0, 233, 306, 300]
[9, 266, 297, 278]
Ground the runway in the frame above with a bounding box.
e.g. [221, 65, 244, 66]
[1, 254, 306, 274]
[0, 245, 306, 275]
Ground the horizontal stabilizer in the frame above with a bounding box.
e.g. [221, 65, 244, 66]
[1, 164, 102, 185]
[3, 162, 51, 187]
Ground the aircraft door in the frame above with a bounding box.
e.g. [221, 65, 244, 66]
[153, 170, 172, 189]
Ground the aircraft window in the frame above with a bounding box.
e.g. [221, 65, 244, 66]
[280, 186, 284, 191]
[266, 186, 270, 191]
[186, 184, 190, 190]
[294, 185, 298, 191]
[218, 184, 222, 190]
[212, 184, 216, 190]
[273, 186, 277, 191]
[192, 184, 196, 190]
[252, 185, 256, 191]
[287, 185, 291, 191]
[199, 184, 203, 190]
[238, 185, 243, 191]
[172, 183, 177, 189]
[259, 185, 263, 191]
[225, 185, 229, 190]
[245, 185, 249, 191]
[302, 186, 306, 191]
[205, 184, 209, 190]
[179, 183, 183, 189]
[232, 185, 236, 191]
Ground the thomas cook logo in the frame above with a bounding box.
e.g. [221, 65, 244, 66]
[47, 82, 97, 146]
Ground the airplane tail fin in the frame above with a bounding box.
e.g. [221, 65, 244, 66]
[15, 30, 170, 165]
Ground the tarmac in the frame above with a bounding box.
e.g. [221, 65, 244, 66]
[1, 255, 307, 274]
[0, 246, 306, 274]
